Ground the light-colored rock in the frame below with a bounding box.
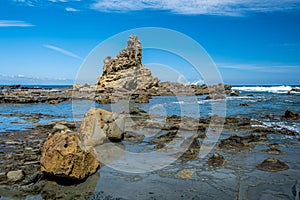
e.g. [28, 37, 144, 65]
[79, 108, 125, 147]
[7, 170, 24, 182]
[53, 123, 69, 131]
[95, 36, 159, 103]
[177, 169, 194, 179]
[40, 131, 99, 180]
[49, 100, 59, 104]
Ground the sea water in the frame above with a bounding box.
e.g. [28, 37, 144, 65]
[0, 85, 299, 134]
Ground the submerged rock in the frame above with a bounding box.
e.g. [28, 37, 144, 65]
[40, 131, 99, 181]
[177, 169, 194, 179]
[207, 153, 226, 167]
[284, 110, 299, 120]
[79, 107, 125, 146]
[257, 158, 289, 172]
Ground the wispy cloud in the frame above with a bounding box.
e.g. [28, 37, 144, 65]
[0, 20, 34, 27]
[43, 44, 83, 60]
[219, 63, 300, 73]
[91, 0, 300, 16]
[65, 7, 79, 12]
[0, 74, 74, 84]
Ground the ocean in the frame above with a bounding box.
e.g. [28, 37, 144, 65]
[1, 85, 300, 199]
[0, 85, 299, 134]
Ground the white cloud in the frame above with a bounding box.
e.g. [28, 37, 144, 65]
[0, 20, 34, 27]
[91, 0, 300, 15]
[48, 0, 67, 2]
[65, 7, 79, 12]
[219, 63, 300, 73]
[44, 44, 83, 60]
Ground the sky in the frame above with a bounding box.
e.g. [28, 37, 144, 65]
[1, 0, 300, 85]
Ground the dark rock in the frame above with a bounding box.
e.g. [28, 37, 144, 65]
[284, 110, 299, 120]
[257, 158, 289, 172]
[205, 93, 226, 100]
[239, 103, 249, 106]
[230, 91, 240, 96]
[207, 153, 226, 167]
[218, 134, 266, 151]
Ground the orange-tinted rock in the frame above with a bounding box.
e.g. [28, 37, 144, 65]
[40, 131, 99, 180]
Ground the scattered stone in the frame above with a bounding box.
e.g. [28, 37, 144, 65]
[284, 110, 299, 120]
[260, 148, 284, 155]
[177, 170, 194, 179]
[230, 91, 240, 96]
[49, 100, 59, 104]
[218, 134, 266, 151]
[40, 131, 100, 181]
[207, 153, 226, 167]
[79, 107, 125, 146]
[239, 103, 249, 106]
[257, 158, 289, 172]
[7, 170, 24, 182]
[291, 88, 300, 92]
[53, 123, 69, 131]
[205, 93, 226, 100]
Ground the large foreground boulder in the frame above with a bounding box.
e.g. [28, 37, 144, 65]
[40, 131, 99, 181]
[79, 107, 125, 147]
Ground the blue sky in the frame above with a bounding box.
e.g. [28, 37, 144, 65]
[1, 0, 300, 85]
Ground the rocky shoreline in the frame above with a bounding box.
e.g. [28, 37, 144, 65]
[0, 107, 299, 198]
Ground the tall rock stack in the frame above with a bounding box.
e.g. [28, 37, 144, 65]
[95, 36, 159, 103]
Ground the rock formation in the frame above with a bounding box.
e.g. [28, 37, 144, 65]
[40, 131, 99, 181]
[95, 36, 159, 104]
[94, 36, 232, 104]
[79, 107, 125, 146]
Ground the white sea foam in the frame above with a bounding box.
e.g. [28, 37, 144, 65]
[232, 85, 293, 94]
[252, 121, 300, 134]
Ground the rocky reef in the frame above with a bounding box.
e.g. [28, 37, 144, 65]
[94, 36, 231, 104]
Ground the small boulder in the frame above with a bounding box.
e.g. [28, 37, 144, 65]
[40, 131, 99, 181]
[7, 170, 24, 182]
[257, 158, 289, 172]
[79, 108, 125, 146]
[205, 93, 226, 100]
[230, 91, 240, 96]
[207, 153, 226, 167]
[285, 110, 299, 120]
[49, 100, 59, 104]
[239, 103, 249, 107]
[177, 169, 194, 179]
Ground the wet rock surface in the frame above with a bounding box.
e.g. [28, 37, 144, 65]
[0, 110, 299, 199]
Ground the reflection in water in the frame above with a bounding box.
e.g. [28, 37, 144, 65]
[0, 172, 100, 200]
